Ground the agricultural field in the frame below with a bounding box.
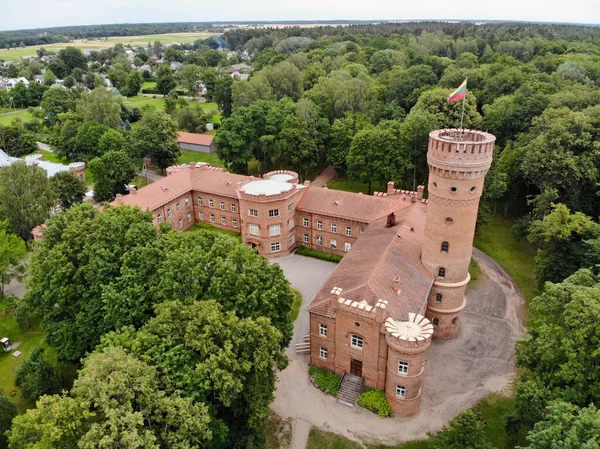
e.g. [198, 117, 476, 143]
[0, 32, 219, 60]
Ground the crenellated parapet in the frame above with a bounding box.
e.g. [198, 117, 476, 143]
[329, 287, 388, 323]
[262, 170, 299, 184]
[384, 314, 433, 354]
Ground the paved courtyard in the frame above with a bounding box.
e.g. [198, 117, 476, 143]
[271, 249, 526, 448]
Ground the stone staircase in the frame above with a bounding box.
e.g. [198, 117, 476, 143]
[337, 373, 363, 407]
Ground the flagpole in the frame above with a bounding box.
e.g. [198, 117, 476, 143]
[460, 77, 467, 139]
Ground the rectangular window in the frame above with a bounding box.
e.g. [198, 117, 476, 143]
[398, 361, 409, 375]
[331, 223, 337, 233]
[319, 324, 328, 337]
[231, 203, 237, 212]
[304, 234, 309, 243]
[344, 242, 351, 253]
[187, 213, 191, 223]
[178, 219, 183, 228]
[269, 224, 281, 236]
[288, 219, 294, 230]
[317, 220, 322, 230]
[320, 347, 328, 360]
[351, 335, 363, 349]
[289, 234, 294, 245]
[210, 214, 215, 223]
[232, 219, 238, 228]
[269, 209, 280, 218]
[197, 197, 203, 205]
[221, 216, 227, 225]
[249, 209, 258, 217]
[176, 203, 181, 212]
[330, 239, 337, 249]
[209, 199, 214, 208]
[346, 226, 352, 236]
[288, 203, 293, 212]
[157, 215, 162, 223]
[316, 236, 323, 246]
[249, 224, 260, 236]
[271, 242, 280, 252]
[220, 201, 225, 210]
[199, 212, 204, 220]
[185, 198, 190, 207]
[167, 209, 172, 218]
[303, 218, 309, 227]
[396, 385, 406, 399]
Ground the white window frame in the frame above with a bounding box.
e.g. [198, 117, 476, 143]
[330, 239, 337, 249]
[249, 224, 260, 236]
[210, 214, 215, 223]
[303, 218, 309, 227]
[187, 213, 191, 223]
[269, 209, 280, 218]
[317, 220, 323, 230]
[209, 199, 214, 208]
[398, 361, 409, 375]
[288, 219, 294, 230]
[344, 242, 351, 253]
[320, 347, 328, 360]
[396, 385, 406, 399]
[167, 209, 172, 218]
[232, 219, 238, 228]
[178, 219, 183, 228]
[271, 242, 281, 253]
[185, 198, 190, 207]
[346, 226, 352, 236]
[289, 234, 294, 245]
[351, 335, 363, 349]
[288, 203, 293, 212]
[176, 203, 181, 212]
[316, 236, 323, 246]
[304, 234, 309, 243]
[331, 223, 337, 233]
[231, 203, 237, 212]
[249, 209, 258, 217]
[221, 216, 227, 225]
[197, 197, 203, 205]
[269, 224, 281, 236]
[319, 324, 328, 337]
[199, 212, 204, 220]
[219, 201, 225, 210]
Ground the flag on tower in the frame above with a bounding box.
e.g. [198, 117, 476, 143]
[447, 79, 467, 102]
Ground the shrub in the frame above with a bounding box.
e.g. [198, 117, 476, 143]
[15, 347, 63, 400]
[295, 245, 343, 263]
[358, 388, 392, 417]
[309, 366, 341, 396]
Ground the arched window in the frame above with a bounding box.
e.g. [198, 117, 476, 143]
[438, 267, 446, 278]
[452, 317, 458, 327]
[441, 241, 449, 253]
[433, 318, 439, 327]
[435, 293, 442, 303]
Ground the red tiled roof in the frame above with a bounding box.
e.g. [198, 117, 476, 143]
[177, 132, 214, 146]
[297, 187, 413, 223]
[307, 202, 434, 321]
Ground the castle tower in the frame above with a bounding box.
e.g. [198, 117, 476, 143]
[384, 314, 433, 416]
[421, 129, 495, 339]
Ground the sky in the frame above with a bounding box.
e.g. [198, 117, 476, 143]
[0, 0, 599, 31]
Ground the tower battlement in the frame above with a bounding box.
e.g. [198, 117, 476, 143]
[427, 129, 495, 177]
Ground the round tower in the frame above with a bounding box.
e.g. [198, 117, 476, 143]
[421, 129, 495, 339]
[384, 314, 433, 416]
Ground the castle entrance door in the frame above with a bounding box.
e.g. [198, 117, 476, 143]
[350, 359, 362, 377]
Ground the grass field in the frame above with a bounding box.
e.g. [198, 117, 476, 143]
[188, 222, 242, 241]
[327, 178, 386, 195]
[0, 109, 36, 126]
[178, 149, 223, 166]
[0, 32, 219, 60]
[474, 214, 538, 302]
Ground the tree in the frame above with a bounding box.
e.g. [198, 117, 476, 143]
[432, 410, 494, 449]
[51, 117, 81, 159]
[17, 132, 37, 156]
[123, 70, 143, 97]
[130, 109, 180, 172]
[0, 220, 26, 297]
[58, 47, 88, 74]
[0, 390, 16, 449]
[7, 347, 212, 449]
[15, 347, 62, 401]
[262, 60, 304, 100]
[10, 82, 29, 108]
[179, 64, 203, 98]
[49, 171, 86, 210]
[42, 69, 56, 86]
[327, 112, 372, 172]
[175, 106, 208, 133]
[214, 73, 233, 117]
[76, 87, 122, 128]
[97, 128, 126, 154]
[347, 121, 412, 194]
[410, 88, 482, 129]
[107, 68, 127, 90]
[74, 121, 108, 159]
[519, 402, 600, 449]
[156, 66, 177, 96]
[276, 115, 319, 180]
[89, 151, 136, 202]
[41, 87, 74, 124]
[0, 162, 55, 241]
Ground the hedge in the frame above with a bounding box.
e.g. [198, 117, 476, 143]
[141, 88, 185, 95]
[294, 246, 343, 263]
[308, 366, 341, 397]
[357, 388, 392, 417]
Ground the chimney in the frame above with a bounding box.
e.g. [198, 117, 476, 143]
[417, 185, 425, 200]
[392, 276, 401, 293]
[386, 212, 396, 228]
[387, 181, 395, 195]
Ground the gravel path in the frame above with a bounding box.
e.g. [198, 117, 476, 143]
[311, 165, 336, 188]
[271, 250, 526, 447]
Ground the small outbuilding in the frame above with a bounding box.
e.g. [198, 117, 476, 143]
[176, 132, 216, 153]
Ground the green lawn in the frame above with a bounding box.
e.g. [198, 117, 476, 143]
[187, 222, 242, 241]
[142, 81, 157, 90]
[474, 215, 538, 302]
[178, 149, 223, 166]
[290, 289, 303, 322]
[0, 109, 36, 126]
[327, 178, 386, 195]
